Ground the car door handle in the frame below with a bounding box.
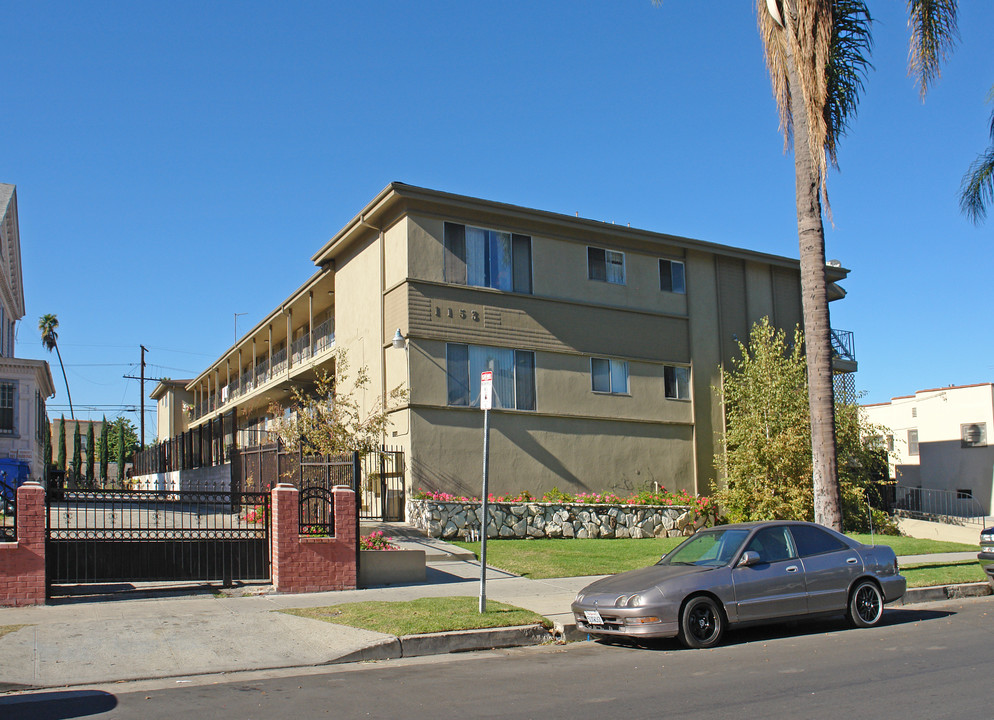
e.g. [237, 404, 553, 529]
[786, 565, 799, 573]
[846, 558, 859, 565]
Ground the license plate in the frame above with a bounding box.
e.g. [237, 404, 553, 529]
[584, 610, 604, 625]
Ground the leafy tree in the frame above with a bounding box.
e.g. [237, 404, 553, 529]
[57, 415, 66, 472]
[105, 417, 140, 464]
[71, 422, 81, 482]
[99, 415, 109, 485]
[714, 318, 894, 533]
[38, 314, 74, 419]
[117, 421, 126, 486]
[85, 422, 95, 486]
[269, 347, 407, 455]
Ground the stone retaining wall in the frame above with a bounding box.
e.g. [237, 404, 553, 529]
[407, 499, 702, 540]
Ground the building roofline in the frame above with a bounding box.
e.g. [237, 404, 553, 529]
[186, 267, 329, 388]
[310, 182, 850, 277]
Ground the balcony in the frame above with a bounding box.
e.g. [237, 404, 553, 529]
[831, 328, 856, 372]
[190, 316, 337, 423]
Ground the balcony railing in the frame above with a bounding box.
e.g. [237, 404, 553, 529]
[291, 332, 311, 366]
[313, 318, 335, 356]
[831, 328, 855, 363]
[271, 347, 288, 376]
[254, 358, 269, 385]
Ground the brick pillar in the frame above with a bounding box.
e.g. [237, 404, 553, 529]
[0, 481, 47, 606]
[271, 483, 357, 593]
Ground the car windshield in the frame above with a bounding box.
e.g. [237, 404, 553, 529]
[659, 528, 751, 567]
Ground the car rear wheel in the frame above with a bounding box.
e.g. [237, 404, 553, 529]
[678, 595, 725, 649]
[848, 580, 884, 628]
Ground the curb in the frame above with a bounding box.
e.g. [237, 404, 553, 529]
[893, 581, 992, 605]
[329, 624, 554, 665]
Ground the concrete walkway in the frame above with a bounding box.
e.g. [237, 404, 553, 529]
[0, 528, 988, 691]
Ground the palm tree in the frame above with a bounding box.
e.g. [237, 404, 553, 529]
[756, 0, 957, 529]
[961, 86, 994, 223]
[38, 314, 74, 420]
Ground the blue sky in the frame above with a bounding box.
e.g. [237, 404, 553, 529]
[3, 1, 993, 442]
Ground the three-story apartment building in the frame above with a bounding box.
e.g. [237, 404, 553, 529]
[162, 183, 853, 499]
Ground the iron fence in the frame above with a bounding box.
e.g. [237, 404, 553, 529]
[299, 485, 335, 536]
[133, 413, 235, 476]
[0, 472, 15, 542]
[46, 489, 271, 584]
[894, 486, 987, 526]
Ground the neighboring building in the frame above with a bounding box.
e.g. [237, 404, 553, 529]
[0, 184, 55, 481]
[156, 183, 854, 499]
[149, 379, 193, 442]
[863, 383, 994, 515]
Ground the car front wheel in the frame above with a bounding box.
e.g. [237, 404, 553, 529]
[678, 595, 725, 649]
[848, 580, 884, 628]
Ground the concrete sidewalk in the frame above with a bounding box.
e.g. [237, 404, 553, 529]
[0, 547, 989, 691]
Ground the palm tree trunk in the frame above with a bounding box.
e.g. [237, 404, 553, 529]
[53, 342, 74, 420]
[785, 37, 843, 530]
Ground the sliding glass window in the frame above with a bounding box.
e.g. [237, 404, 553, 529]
[446, 344, 536, 410]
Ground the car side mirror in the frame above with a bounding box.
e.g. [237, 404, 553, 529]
[737, 550, 761, 568]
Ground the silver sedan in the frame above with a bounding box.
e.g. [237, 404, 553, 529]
[571, 520, 906, 648]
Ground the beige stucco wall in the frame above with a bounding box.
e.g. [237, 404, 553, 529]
[408, 407, 695, 499]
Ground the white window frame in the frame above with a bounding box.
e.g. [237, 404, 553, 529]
[590, 357, 629, 395]
[664, 365, 691, 400]
[587, 246, 626, 285]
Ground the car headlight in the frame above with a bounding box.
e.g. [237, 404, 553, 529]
[614, 594, 644, 607]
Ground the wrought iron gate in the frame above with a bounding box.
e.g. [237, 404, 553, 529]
[46, 489, 271, 588]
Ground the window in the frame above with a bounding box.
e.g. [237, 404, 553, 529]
[664, 366, 691, 400]
[789, 524, 848, 557]
[961, 423, 987, 448]
[446, 343, 536, 411]
[587, 247, 625, 284]
[659, 259, 686, 294]
[0, 381, 14, 436]
[911, 407, 917, 418]
[957, 489, 974, 500]
[590, 358, 629, 394]
[443, 222, 532, 293]
[886, 434, 894, 452]
[908, 429, 919, 456]
[744, 526, 796, 563]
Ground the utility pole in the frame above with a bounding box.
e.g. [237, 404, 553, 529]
[140, 345, 147, 449]
[123, 346, 167, 450]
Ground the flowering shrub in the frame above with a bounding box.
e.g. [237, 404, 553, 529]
[412, 485, 718, 524]
[360, 530, 400, 551]
[243, 505, 268, 523]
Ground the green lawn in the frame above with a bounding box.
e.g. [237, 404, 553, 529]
[451, 537, 685, 578]
[280, 596, 549, 636]
[451, 534, 978, 580]
[847, 534, 976, 555]
[901, 561, 987, 588]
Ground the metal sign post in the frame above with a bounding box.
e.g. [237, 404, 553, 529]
[479, 370, 493, 613]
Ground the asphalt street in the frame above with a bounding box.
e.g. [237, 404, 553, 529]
[3, 595, 992, 720]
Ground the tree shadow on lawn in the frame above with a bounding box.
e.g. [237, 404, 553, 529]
[594, 606, 954, 652]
